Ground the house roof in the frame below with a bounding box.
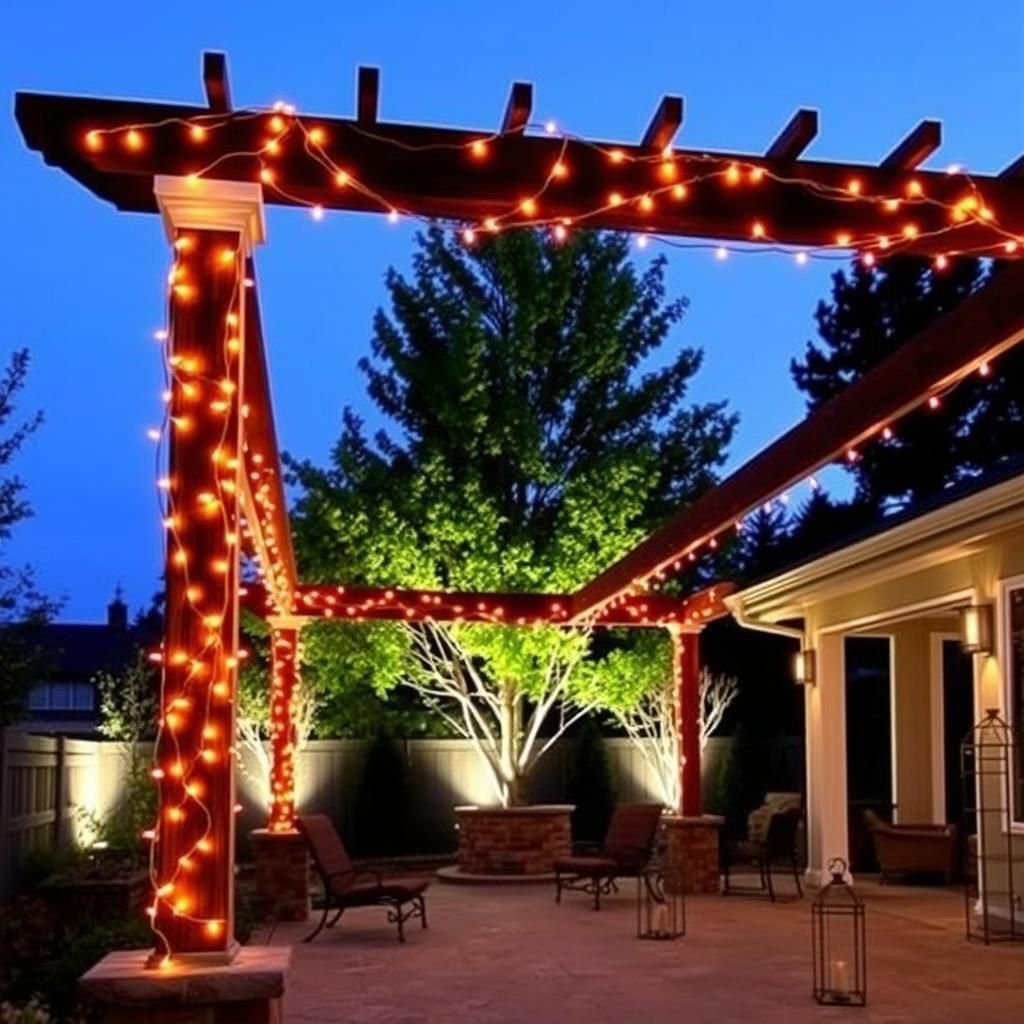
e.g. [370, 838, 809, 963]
[728, 458, 1024, 624]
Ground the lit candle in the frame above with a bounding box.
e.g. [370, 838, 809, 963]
[832, 958, 851, 998]
[653, 902, 670, 936]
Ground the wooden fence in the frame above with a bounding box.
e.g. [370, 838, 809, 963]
[1, 728, 803, 898]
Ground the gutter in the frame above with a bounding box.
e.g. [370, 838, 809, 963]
[726, 595, 805, 642]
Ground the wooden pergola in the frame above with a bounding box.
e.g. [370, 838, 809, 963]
[15, 53, 1024, 966]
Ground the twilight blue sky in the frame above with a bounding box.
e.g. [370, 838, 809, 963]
[2, 2, 1022, 621]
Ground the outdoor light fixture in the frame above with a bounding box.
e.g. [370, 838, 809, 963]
[959, 603, 994, 655]
[793, 648, 816, 686]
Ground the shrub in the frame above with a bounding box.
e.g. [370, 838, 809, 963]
[351, 734, 412, 857]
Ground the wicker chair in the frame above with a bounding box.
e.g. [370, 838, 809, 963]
[863, 810, 957, 884]
[554, 803, 663, 910]
[297, 814, 430, 942]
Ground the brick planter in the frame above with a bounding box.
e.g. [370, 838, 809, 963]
[249, 828, 310, 922]
[662, 815, 723, 894]
[454, 805, 573, 876]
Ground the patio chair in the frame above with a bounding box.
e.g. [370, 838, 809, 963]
[722, 806, 804, 901]
[296, 814, 429, 943]
[863, 810, 958, 884]
[554, 803, 663, 910]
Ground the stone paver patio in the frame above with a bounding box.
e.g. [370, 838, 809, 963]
[263, 879, 1023, 1023]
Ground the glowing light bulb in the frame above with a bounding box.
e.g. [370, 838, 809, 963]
[906, 178, 923, 198]
[928, 395, 941, 409]
[85, 130, 103, 151]
[608, 148, 625, 164]
[979, 362, 991, 377]
[124, 129, 143, 151]
[882, 426, 894, 440]
[902, 223, 919, 239]
[846, 448, 859, 462]
[269, 114, 285, 133]
[671, 183, 687, 201]
[471, 139, 487, 159]
[795, 251, 808, 265]
[715, 246, 728, 261]
[636, 234, 648, 249]
[608, 191, 624, 207]
[544, 120, 557, 134]
[639, 194, 654, 212]
[308, 126, 326, 145]
[751, 221, 766, 239]
[167, 807, 184, 823]
[205, 920, 225, 938]
[311, 205, 324, 222]
[147, 428, 161, 442]
[748, 166, 765, 184]
[334, 170, 349, 187]
[884, 198, 900, 212]
[847, 178, 862, 195]
[387, 209, 399, 224]
[259, 167, 274, 185]
[462, 228, 476, 245]
[862, 252, 875, 267]
[934, 253, 948, 270]
[551, 160, 568, 179]
[724, 163, 741, 186]
[520, 198, 538, 217]
[189, 124, 207, 142]
[835, 231, 852, 247]
[1004, 240, 1019, 254]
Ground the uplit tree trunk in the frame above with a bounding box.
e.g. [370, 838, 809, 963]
[404, 622, 595, 808]
[616, 668, 738, 813]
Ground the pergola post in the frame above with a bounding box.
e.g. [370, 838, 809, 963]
[663, 625, 723, 894]
[150, 177, 265, 965]
[268, 623, 302, 832]
[671, 625, 702, 817]
[248, 619, 311, 923]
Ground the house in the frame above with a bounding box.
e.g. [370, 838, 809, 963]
[727, 461, 1024, 929]
[22, 588, 157, 736]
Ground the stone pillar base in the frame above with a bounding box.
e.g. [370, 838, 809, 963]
[249, 828, 310, 922]
[79, 947, 290, 1024]
[662, 814, 723, 894]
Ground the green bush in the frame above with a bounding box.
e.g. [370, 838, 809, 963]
[567, 720, 617, 843]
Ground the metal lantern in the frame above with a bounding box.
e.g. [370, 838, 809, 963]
[637, 864, 686, 940]
[811, 858, 866, 1006]
[961, 708, 1023, 944]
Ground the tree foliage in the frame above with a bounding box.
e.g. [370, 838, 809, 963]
[0, 349, 56, 726]
[791, 257, 1021, 510]
[288, 228, 736, 801]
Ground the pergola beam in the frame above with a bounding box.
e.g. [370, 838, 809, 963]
[501, 81, 533, 134]
[202, 51, 231, 113]
[765, 108, 818, 161]
[880, 119, 941, 170]
[242, 581, 734, 629]
[239, 261, 298, 611]
[15, 89, 1023, 257]
[641, 95, 684, 151]
[571, 261, 1024, 618]
[357, 66, 380, 125]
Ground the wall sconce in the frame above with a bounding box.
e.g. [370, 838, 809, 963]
[794, 649, 816, 686]
[959, 603, 994, 655]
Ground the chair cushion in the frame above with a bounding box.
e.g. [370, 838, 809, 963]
[331, 875, 430, 903]
[747, 793, 801, 843]
[554, 856, 617, 875]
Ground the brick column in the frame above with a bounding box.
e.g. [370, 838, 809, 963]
[662, 815, 723, 894]
[249, 828, 310, 922]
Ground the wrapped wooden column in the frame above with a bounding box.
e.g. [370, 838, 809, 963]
[149, 177, 265, 966]
[670, 626, 702, 818]
[268, 624, 301, 832]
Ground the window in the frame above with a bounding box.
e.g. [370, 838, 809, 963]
[1007, 583, 1024, 824]
[26, 681, 95, 712]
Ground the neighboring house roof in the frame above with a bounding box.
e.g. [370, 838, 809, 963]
[39, 622, 141, 679]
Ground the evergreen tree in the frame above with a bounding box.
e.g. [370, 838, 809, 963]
[791, 257, 1021, 510]
[289, 228, 737, 802]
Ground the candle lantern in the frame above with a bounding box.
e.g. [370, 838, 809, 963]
[811, 858, 866, 1006]
[637, 863, 686, 940]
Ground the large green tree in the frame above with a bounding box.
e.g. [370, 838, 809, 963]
[791, 257, 1021, 511]
[0, 349, 57, 725]
[289, 228, 735, 804]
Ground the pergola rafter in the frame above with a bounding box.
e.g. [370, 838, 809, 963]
[15, 52, 1024, 967]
